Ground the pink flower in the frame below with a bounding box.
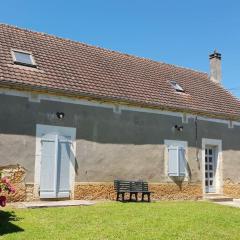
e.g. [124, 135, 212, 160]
[0, 174, 15, 207]
[8, 185, 15, 194]
[0, 196, 6, 207]
[1, 177, 9, 184]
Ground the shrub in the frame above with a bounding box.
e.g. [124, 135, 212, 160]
[0, 172, 15, 207]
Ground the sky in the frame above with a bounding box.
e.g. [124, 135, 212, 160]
[1, 0, 240, 97]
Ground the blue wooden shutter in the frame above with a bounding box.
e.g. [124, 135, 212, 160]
[57, 136, 71, 198]
[178, 147, 186, 176]
[168, 145, 186, 177]
[40, 135, 57, 198]
[168, 146, 179, 176]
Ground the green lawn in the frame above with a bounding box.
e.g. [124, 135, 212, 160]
[1, 201, 240, 240]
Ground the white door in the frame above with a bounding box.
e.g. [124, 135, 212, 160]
[205, 146, 216, 193]
[36, 125, 76, 199]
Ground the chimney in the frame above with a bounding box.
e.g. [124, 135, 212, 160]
[209, 50, 222, 84]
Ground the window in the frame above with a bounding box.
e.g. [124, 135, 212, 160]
[165, 140, 187, 177]
[170, 81, 184, 92]
[12, 50, 36, 67]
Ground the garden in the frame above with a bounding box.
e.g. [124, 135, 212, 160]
[1, 201, 240, 240]
[1, 173, 240, 239]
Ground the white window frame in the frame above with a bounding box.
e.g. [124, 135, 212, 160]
[11, 49, 36, 66]
[202, 138, 223, 194]
[170, 81, 184, 92]
[164, 140, 188, 179]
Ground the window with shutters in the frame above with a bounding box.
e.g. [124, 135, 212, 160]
[164, 140, 187, 177]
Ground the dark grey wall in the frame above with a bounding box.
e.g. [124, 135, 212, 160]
[0, 93, 240, 183]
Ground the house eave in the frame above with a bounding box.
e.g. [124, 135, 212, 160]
[0, 80, 239, 122]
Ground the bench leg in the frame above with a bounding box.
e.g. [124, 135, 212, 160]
[116, 192, 120, 201]
[122, 193, 125, 202]
[130, 193, 133, 201]
[148, 193, 150, 202]
[135, 193, 138, 202]
[141, 193, 144, 202]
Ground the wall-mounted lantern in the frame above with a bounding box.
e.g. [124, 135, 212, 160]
[175, 125, 183, 132]
[56, 112, 65, 120]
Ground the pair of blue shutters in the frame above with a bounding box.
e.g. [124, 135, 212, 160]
[168, 146, 186, 177]
[40, 134, 71, 198]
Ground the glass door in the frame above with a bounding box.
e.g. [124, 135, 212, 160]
[205, 146, 216, 193]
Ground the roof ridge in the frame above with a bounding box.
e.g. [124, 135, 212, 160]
[0, 23, 208, 76]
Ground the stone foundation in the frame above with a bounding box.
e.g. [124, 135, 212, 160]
[0, 165, 34, 202]
[25, 183, 35, 201]
[150, 183, 202, 200]
[2, 173, 240, 201]
[74, 182, 202, 200]
[0, 166, 203, 202]
[224, 183, 240, 198]
[74, 183, 115, 200]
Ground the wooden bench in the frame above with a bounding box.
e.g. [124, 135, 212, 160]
[114, 180, 153, 202]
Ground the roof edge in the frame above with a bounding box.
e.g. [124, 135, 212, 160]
[0, 81, 239, 121]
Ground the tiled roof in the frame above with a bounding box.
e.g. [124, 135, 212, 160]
[0, 23, 240, 120]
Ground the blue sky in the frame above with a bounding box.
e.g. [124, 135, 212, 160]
[1, 1, 240, 97]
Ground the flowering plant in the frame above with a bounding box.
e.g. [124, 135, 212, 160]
[0, 172, 15, 207]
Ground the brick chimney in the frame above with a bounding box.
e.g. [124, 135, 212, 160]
[209, 50, 222, 84]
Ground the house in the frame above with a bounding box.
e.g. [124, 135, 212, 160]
[0, 23, 240, 202]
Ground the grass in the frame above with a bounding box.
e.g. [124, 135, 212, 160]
[1, 201, 240, 240]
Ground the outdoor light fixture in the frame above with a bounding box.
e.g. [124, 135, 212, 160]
[56, 112, 65, 119]
[175, 125, 183, 132]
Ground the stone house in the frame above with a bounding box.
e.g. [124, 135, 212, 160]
[0, 24, 240, 201]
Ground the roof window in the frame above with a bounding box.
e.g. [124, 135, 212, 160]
[12, 50, 36, 67]
[170, 81, 184, 93]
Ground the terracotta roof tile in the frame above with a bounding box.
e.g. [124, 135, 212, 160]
[0, 23, 240, 120]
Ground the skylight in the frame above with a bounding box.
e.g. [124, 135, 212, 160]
[170, 81, 184, 92]
[12, 50, 36, 67]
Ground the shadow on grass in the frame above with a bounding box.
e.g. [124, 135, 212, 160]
[0, 210, 24, 236]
